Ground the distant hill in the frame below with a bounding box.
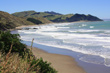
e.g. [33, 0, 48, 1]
[44, 11, 62, 15]
[66, 14, 102, 22]
[103, 19, 110, 21]
[12, 11, 102, 23]
[44, 14, 74, 21]
[0, 11, 35, 30]
[12, 11, 74, 22]
[0, 10, 103, 30]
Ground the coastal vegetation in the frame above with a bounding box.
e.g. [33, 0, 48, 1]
[0, 31, 57, 73]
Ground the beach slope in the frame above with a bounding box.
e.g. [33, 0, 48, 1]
[30, 47, 86, 73]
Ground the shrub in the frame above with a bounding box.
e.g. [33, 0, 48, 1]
[0, 31, 57, 73]
[0, 31, 26, 56]
[30, 58, 57, 73]
[37, 58, 57, 73]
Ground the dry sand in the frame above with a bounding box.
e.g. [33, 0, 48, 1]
[28, 46, 86, 73]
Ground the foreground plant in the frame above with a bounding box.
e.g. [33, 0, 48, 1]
[0, 31, 57, 73]
[0, 48, 57, 73]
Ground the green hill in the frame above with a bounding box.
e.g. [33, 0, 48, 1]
[27, 18, 42, 24]
[12, 11, 102, 23]
[0, 11, 35, 30]
[12, 11, 52, 23]
[12, 11, 74, 22]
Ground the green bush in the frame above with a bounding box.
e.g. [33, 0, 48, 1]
[0, 31, 57, 73]
[31, 58, 57, 73]
[0, 31, 26, 56]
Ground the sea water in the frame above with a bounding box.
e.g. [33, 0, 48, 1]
[17, 21, 110, 67]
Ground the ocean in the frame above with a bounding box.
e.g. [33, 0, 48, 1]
[17, 21, 110, 67]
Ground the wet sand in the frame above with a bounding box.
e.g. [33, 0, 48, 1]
[28, 46, 86, 73]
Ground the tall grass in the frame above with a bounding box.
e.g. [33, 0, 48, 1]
[0, 44, 57, 73]
[0, 53, 37, 73]
[0, 43, 40, 73]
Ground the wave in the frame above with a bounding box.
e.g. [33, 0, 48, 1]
[68, 29, 100, 33]
[18, 21, 110, 67]
[90, 26, 94, 28]
[56, 27, 70, 29]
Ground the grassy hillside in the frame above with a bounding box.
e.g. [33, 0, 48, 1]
[28, 17, 52, 23]
[45, 14, 74, 22]
[12, 11, 74, 22]
[27, 18, 43, 24]
[0, 11, 35, 30]
[12, 11, 102, 23]
[44, 11, 62, 15]
[12, 11, 52, 23]
[12, 11, 50, 17]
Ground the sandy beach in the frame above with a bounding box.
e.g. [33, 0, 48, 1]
[27, 46, 86, 73]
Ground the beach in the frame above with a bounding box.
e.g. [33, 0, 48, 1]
[27, 46, 86, 73]
[12, 21, 110, 73]
[11, 23, 86, 73]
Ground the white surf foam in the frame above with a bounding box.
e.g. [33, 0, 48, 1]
[90, 26, 94, 28]
[68, 29, 100, 33]
[18, 22, 110, 67]
[56, 27, 70, 29]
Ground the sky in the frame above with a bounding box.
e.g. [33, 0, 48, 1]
[0, 0, 110, 19]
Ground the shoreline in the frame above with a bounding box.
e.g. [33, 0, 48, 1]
[13, 21, 96, 30]
[11, 22, 87, 73]
[28, 46, 86, 73]
[11, 21, 110, 73]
